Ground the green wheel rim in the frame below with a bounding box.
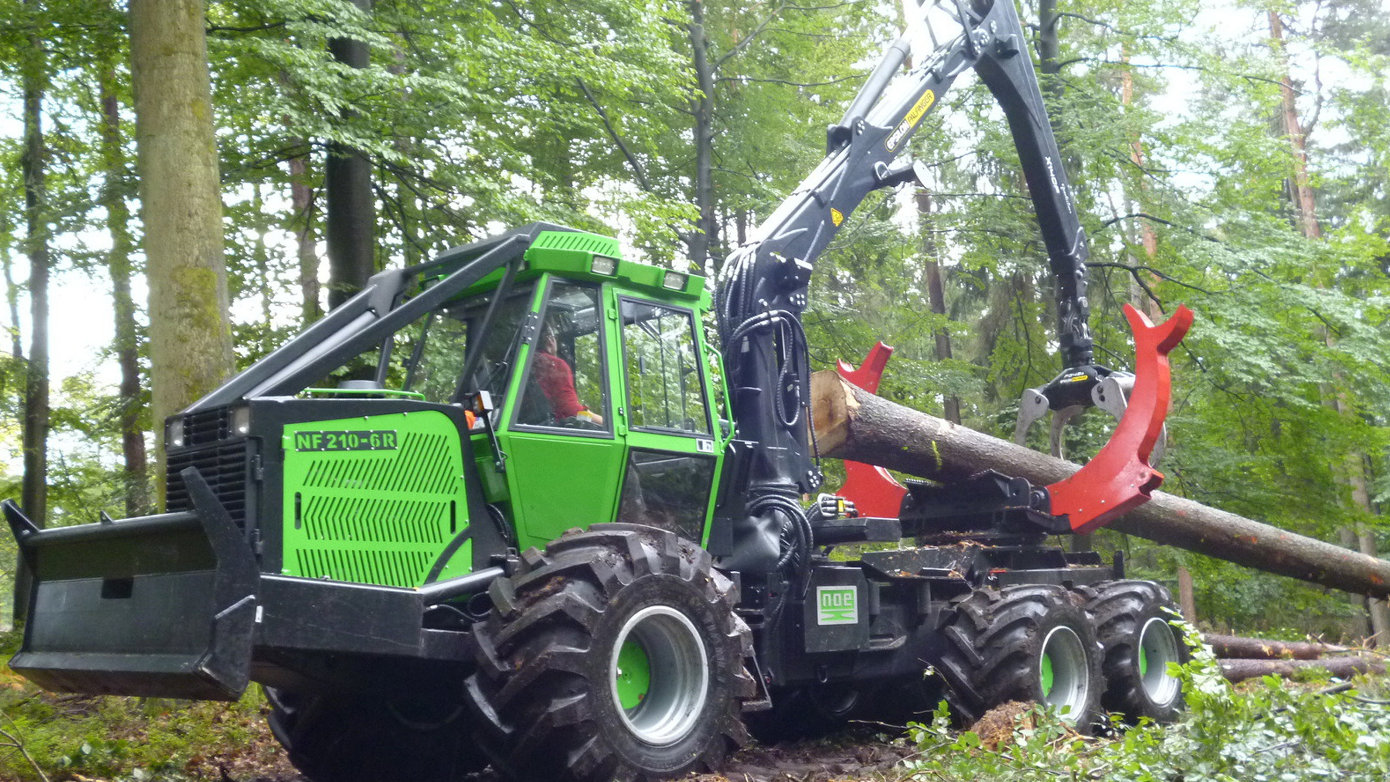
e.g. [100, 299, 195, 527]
[1037, 625, 1089, 724]
[615, 638, 653, 710]
[608, 606, 709, 746]
[1137, 617, 1181, 706]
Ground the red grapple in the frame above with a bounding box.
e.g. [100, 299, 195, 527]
[1047, 304, 1194, 534]
[834, 342, 908, 518]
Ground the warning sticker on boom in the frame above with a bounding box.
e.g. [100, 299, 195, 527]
[293, 430, 399, 452]
[816, 586, 858, 625]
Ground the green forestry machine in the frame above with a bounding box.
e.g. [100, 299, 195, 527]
[5, 1, 1195, 780]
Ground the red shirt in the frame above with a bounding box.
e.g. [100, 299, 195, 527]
[533, 352, 585, 418]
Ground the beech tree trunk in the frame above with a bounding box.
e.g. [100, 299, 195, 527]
[16, 0, 50, 624]
[1220, 656, 1382, 684]
[99, 54, 149, 519]
[811, 371, 1390, 598]
[130, 0, 236, 501]
[1206, 634, 1348, 661]
[686, 0, 716, 274]
[287, 147, 321, 324]
[325, 0, 376, 310]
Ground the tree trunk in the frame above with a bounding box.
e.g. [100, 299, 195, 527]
[16, 1, 50, 623]
[1268, 11, 1385, 643]
[1, 210, 21, 360]
[287, 147, 321, 324]
[686, 0, 717, 275]
[1219, 656, 1382, 684]
[325, 0, 376, 310]
[1177, 565, 1197, 622]
[915, 191, 960, 424]
[1359, 524, 1390, 645]
[811, 371, 1390, 598]
[130, 0, 236, 503]
[99, 55, 149, 519]
[1206, 634, 1348, 660]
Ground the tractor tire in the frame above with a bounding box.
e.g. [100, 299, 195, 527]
[1081, 580, 1188, 724]
[263, 685, 487, 782]
[935, 585, 1104, 731]
[464, 523, 756, 782]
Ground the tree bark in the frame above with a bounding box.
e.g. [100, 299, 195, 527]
[1, 211, 21, 360]
[1219, 656, 1382, 684]
[915, 191, 960, 424]
[686, 0, 716, 275]
[287, 147, 321, 324]
[130, 0, 236, 503]
[99, 55, 149, 519]
[20, 12, 48, 531]
[1206, 634, 1348, 660]
[325, 0, 376, 310]
[811, 371, 1390, 598]
[1177, 564, 1197, 622]
[16, 0, 50, 624]
[1359, 524, 1390, 645]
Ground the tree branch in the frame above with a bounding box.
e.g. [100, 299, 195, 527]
[1086, 261, 1211, 295]
[714, 74, 858, 88]
[575, 78, 652, 192]
[713, 2, 786, 72]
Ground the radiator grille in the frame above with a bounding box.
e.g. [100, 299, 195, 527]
[167, 440, 251, 529]
[183, 409, 232, 447]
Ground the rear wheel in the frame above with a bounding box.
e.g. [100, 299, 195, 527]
[935, 585, 1104, 731]
[1083, 580, 1188, 723]
[264, 685, 486, 782]
[464, 524, 755, 782]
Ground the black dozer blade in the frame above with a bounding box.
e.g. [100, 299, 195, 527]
[4, 467, 258, 701]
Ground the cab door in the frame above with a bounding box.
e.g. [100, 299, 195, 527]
[612, 297, 722, 546]
[503, 277, 625, 549]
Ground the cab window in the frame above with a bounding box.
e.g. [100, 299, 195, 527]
[620, 300, 710, 436]
[395, 282, 536, 407]
[514, 281, 610, 432]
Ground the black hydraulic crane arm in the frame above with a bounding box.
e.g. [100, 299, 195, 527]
[715, 0, 1099, 573]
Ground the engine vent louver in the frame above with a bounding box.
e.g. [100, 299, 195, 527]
[283, 418, 464, 589]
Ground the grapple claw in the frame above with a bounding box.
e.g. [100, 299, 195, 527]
[1046, 304, 1193, 534]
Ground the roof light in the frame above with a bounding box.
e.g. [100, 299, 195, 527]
[663, 270, 687, 290]
[591, 255, 617, 275]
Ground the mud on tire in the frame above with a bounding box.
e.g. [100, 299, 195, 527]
[264, 686, 486, 782]
[1080, 580, 1188, 723]
[464, 523, 756, 782]
[935, 584, 1104, 731]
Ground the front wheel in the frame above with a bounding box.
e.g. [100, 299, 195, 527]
[464, 524, 755, 782]
[263, 686, 486, 782]
[935, 585, 1105, 731]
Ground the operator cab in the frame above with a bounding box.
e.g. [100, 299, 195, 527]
[359, 228, 730, 553]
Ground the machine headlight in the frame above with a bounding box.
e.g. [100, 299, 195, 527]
[662, 270, 687, 290]
[167, 418, 185, 449]
[591, 255, 617, 276]
[230, 406, 252, 437]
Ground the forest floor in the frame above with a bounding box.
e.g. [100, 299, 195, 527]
[3, 636, 1389, 782]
